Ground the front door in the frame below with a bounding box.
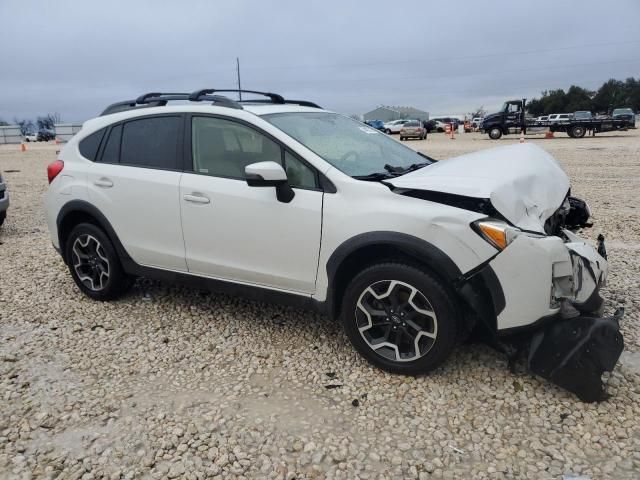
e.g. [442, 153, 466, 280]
[179, 115, 323, 293]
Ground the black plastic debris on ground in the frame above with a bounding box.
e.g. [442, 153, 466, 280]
[528, 307, 624, 402]
[324, 384, 342, 389]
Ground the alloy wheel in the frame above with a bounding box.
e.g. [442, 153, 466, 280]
[72, 234, 110, 291]
[355, 280, 438, 362]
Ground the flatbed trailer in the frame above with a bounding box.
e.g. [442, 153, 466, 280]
[481, 99, 631, 139]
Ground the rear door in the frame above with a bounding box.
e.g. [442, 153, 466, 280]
[179, 114, 323, 293]
[86, 114, 187, 271]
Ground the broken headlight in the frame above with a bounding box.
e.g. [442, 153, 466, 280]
[472, 219, 544, 250]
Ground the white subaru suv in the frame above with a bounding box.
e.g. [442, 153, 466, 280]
[44, 90, 623, 400]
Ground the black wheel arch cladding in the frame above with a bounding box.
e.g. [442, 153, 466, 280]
[56, 200, 134, 267]
[325, 231, 505, 330]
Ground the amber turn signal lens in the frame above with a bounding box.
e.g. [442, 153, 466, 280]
[476, 221, 508, 250]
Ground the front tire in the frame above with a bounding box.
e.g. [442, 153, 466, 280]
[488, 127, 503, 140]
[0, 211, 5, 227]
[340, 262, 459, 375]
[65, 223, 132, 301]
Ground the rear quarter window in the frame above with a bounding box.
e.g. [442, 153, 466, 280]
[120, 116, 181, 170]
[78, 128, 106, 161]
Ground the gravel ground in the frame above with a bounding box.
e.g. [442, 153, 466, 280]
[1, 131, 639, 479]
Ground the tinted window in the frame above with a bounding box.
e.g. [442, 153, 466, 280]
[100, 124, 122, 164]
[79, 128, 105, 161]
[192, 117, 282, 179]
[120, 116, 180, 169]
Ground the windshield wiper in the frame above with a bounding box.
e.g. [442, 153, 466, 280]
[353, 171, 397, 181]
[383, 161, 432, 175]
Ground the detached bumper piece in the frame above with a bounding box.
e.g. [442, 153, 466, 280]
[528, 307, 624, 402]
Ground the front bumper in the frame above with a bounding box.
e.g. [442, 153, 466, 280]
[484, 231, 624, 401]
[489, 229, 607, 332]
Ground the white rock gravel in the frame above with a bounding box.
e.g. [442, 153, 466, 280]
[1, 132, 639, 479]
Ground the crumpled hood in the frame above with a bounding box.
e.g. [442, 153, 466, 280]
[388, 143, 570, 233]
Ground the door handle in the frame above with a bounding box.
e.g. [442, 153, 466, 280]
[94, 178, 113, 188]
[183, 193, 210, 204]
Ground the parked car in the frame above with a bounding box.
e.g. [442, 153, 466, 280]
[365, 120, 385, 131]
[433, 120, 446, 132]
[43, 88, 622, 400]
[399, 120, 427, 140]
[433, 118, 460, 129]
[37, 130, 56, 142]
[24, 132, 38, 142]
[547, 113, 573, 124]
[472, 117, 483, 129]
[0, 172, 9, 227]
[573, 111, 593, 120]
[422, 120, 436, 133]
[383, 119, 409, 134]
[612, 108, 636, 128]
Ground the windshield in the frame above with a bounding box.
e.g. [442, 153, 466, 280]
[613, 108, 633, 115]
[263, 112, 432, 177]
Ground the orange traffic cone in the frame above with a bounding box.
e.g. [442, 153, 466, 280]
[20, 143, 26, 152]
[54, 138, 60, 144]
[519, 129, 525, 143]
[450, 123, 455, 140]
[545, 131, 554, 139]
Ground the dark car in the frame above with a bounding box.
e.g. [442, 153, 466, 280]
[37, 130, 56, 141]
[612, 108, 636, 128]
[365, 120, 385, 131]
[422, 120, 437, 133]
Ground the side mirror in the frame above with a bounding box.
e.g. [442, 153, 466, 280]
[245, 161, 295, 203]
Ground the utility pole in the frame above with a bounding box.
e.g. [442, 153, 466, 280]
[236, 57, 242, 101]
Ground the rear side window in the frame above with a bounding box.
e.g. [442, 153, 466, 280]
[100, 124, 122, 164]
[120, 116, 181, 169]
[79, 128, 105, 161]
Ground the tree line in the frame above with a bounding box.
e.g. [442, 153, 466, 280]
[526, 78, 640, 116]
[0, 113, 62, 134]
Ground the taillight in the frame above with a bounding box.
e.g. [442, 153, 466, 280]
[47, 160, 64, 184]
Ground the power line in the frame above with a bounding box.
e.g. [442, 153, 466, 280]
[159, 39, 640, 83]
[238, 40, 640, 72]
[252, 57, 640, 87]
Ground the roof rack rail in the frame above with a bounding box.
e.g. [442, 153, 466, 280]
[100, 88, 320, 116]
[189, 89, 286, 104]
[238, 98, 322, 108]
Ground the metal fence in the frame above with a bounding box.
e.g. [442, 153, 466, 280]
[0, 126, 22, 144]
[54, 123, 82, 143]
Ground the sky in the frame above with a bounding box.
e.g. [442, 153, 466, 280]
[1, 0, 639, 123]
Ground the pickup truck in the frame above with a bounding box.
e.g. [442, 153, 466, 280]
[481, 99, 632, 139]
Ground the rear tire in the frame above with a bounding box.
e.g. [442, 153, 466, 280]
[384, 129, 391, 134]
[488, 127, 503, 140]
[0, 211, 5, 227]
[65, 223, 133, 301]
[340, 262, 459, 375]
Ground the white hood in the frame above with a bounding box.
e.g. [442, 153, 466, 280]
[388, 143, 570, 233]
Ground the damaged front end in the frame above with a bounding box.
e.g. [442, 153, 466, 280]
[456, 199, 624, 402]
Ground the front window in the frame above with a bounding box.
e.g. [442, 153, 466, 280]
[613, 108, 633, 115]
[263, 112, 432, 177]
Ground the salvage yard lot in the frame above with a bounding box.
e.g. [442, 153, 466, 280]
[1, 131, 639, 479]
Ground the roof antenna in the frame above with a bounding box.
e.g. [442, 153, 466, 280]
[236, 57, 242, 101]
